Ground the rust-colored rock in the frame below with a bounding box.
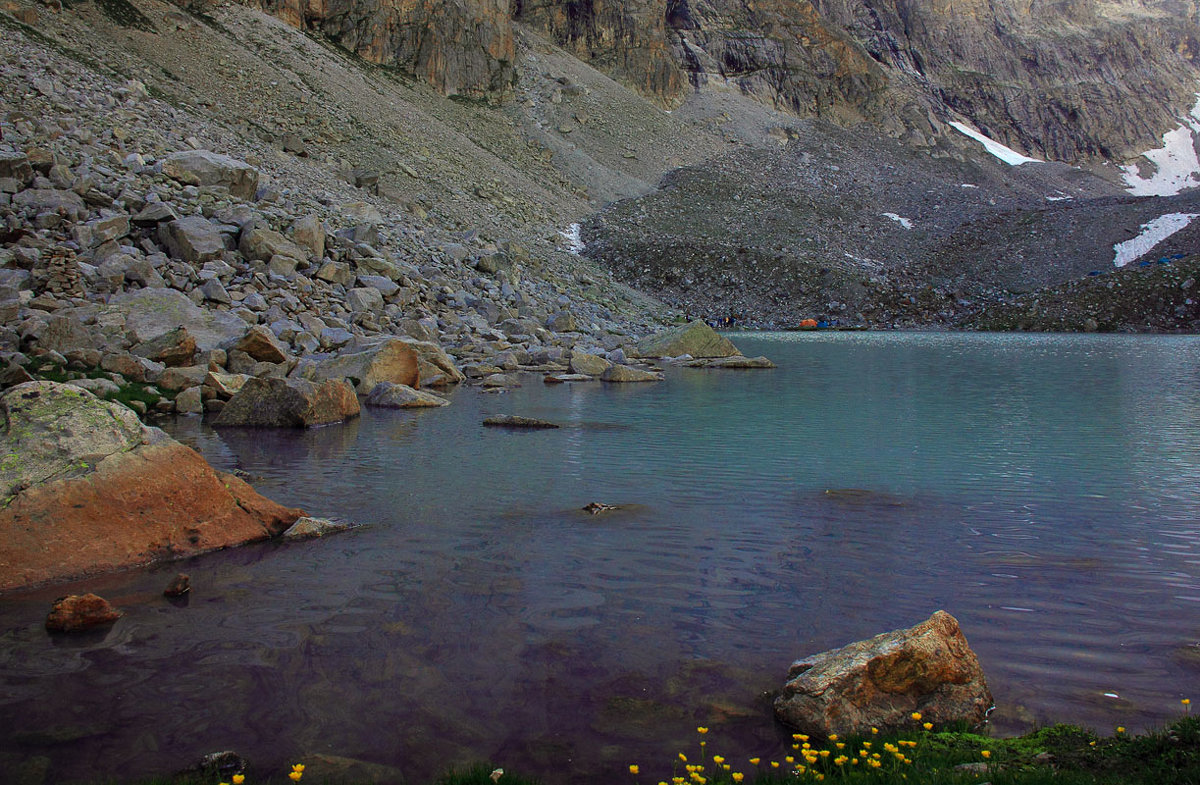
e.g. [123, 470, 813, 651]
[773, 611, 993, 739]
[164, 573, 192, 597]
[0, 382, 304, 593]
[45, 593, 121, 632]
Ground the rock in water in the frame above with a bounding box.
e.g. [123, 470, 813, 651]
[0, 382, 304, 592]
[483, 415, 560, 429]
[773, 610, 993, 738]
[365, 382, 449, 408]
[634, 320, 741, 359]
[281, 516, 356, 539]
[45, 593, 121, 632]
[163, 573, 191, 597]
[599, 365, 663, 383]
[214, 377, 360, 428]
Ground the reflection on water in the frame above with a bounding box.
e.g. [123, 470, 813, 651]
[2, 332, 1200, 783]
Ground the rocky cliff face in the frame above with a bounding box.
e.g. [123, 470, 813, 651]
[236, 0, 1199, 163]
[241, 0, 517, 99]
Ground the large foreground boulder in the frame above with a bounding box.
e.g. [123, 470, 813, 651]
[214, 377, 360, 427]
[292, 338, 419, 393]
[634, 320, 741, 359]
[773, 611, 993, 739]
[161, 150, 259, 200]
[0, 382, 303, 592]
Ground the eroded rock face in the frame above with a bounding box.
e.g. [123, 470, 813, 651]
[774, 610, 993, 739]
[0, 382, 303, 593]
[243, 0, 516, 99]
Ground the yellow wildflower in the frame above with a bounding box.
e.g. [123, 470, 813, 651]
[679, 753, 688, 763]
[828, 734, 838, 742]
[288, 774, 302, 783]
[732, 774, 744, 783]
[629, 765, 640, 775]
[770, 761, 780, 769]
[910, 712, 922, 721]
[981, 750, 991, 759]
[233, 777, 245, 785]
[835, 742, 845, 750]
[868, 759, 882, 769]
[785, 756, 795, 764]
[871, 727, 879, 735]
[1117, 727, 1126, 734]
[923, 722, 933, 731]
[712, 756, 724, 765]
[748, 758, 760, 766]
[697, 727, 709, 734]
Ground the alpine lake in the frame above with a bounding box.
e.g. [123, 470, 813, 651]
[1, 331, 1199, 784]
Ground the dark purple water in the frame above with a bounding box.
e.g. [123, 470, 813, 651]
[1, 333, 1198, 784]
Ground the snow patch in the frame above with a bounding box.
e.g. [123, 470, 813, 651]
[882, 213, 913, 229]
[558, 223, 584, 254]
[1120, 95, 1200, 196]
[1112, 213, 1198, 267]
[949, 121, 1041, 166]
[960, 183, 979, 189]
[1045, 195, 1073, 202]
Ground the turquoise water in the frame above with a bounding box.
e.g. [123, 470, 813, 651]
[1, 332, 1199, 783]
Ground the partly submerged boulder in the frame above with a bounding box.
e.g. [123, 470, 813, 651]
[634, 320, 741, 359]
[365, 382, 449, 408]
[214, 377, 360, 428]
[0, 382, 303, 592]
[600, 365, 663, 383]
[45, 593, 122, 632]
[773, 611, 993, 739]
[402, 339, 466, 387]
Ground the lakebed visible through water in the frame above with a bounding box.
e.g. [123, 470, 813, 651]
[1, 332, 1199, 784]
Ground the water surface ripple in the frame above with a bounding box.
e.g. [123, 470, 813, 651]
[2, 332, 1199, 783]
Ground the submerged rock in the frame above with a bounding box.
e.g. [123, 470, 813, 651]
[163, 573, 191, 597]
[45, 593, 121, 632]
[685, 355, 776, 369]
[483, 414, 560, 429]
[281, 516, 357, 539]
[774, 610, 993, 739]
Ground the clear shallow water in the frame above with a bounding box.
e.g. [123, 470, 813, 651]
[2, 332, 1200, 783]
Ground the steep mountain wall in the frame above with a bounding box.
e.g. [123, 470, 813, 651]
[224, 0, 1199, 161]
[239, 0, 517, 98]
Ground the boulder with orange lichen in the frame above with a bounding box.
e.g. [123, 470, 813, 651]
[0, 381, 303, 593]
[774, 610, 993, 739]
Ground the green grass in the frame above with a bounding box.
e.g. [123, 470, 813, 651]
[72, 716, 1200, 785]
[19, 357, 163, 415]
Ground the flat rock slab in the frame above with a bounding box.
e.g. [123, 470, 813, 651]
[600, 365, 663, 383]
[366, 382, 449, 408]
[107, 288, 247, 352]
[685, 355, 776, 369]
[483, 415, 560, 429]
[45, 593, 122, 632]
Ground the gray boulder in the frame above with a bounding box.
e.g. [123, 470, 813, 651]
[569, 351, 611, 376]
[161, 150, 259, 200]
[107, 289, 247, 351]
[214, 377, 360, 428]
[292, 338, 419, 393]
[159, 216, 227, 263]
[634, 320, 741, 359]
[366, 382, 449, 408]
[774, 611, 993, 739]
[600, 365, 663, 383]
